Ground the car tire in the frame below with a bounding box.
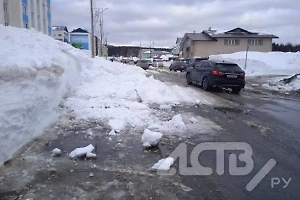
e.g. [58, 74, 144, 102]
[186, 73, 192, 85]
[231, 87, 241, 93]
[202, 77, 210, 91]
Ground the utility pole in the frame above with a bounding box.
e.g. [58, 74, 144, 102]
[139, 40, 142, 59]
[100, 9, 103, 57]
[245, 45, 249, 70]
[99, 8, 108, 57]
[90, 0, 95, 58]
[149, 42, 152, 59]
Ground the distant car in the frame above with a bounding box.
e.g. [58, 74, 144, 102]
[186, 57, 209, 67]
[186, 59, 245, 93]
[153, 59, 164, 67]
[136, 59, 152, 70]
[169, 61, 187, 72]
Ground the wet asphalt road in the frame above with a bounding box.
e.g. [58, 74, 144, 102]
[0, 69, 300, 200]
[148, 70, 300, 200]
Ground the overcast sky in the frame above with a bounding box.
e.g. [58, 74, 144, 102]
[52, 0, 300, 47]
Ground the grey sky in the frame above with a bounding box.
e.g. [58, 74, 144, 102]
[52, 0, 300, 47]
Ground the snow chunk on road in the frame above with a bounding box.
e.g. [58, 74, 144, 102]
[108, 119, 125, 132]
[189, 117, 198, 123]
[151, 157, 174, 171]
[69, 144, 95, 159]
[148, 114, 186, 134]
[142, 129, 163, 148]
[86, 152, 97, 158]
[159, 104, 172, 110]
[170, 114, 186, 128]
[51, 148, 62, 157]
[108, 130, 117, 136]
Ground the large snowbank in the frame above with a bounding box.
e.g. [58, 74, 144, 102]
[0, 25, 92, 165]
[210, 51, 300, 76]
[65, 57, 209, 131]
[0, 25, 213, 165]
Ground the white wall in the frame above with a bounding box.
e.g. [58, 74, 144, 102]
[8, 0, 22, 27]
[53, 30, 66, 41]
[0, 0, 51, 35]
[0, 0, 4, 25]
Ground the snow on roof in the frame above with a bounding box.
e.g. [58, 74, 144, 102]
[52, 26, 68, 32]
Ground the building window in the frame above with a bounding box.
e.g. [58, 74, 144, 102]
[58, 34, 62, 36]
[24, 23, 28, 28]
[224, 39, 240, 46]
[4, 22, 9, 26]
[3, 2, 8, 12]
[22, 4, 27, 14]
[47, 5, 50, 13]
[248, 39, 263, 46]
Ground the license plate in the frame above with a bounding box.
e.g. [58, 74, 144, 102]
[227, 75, 237, 78]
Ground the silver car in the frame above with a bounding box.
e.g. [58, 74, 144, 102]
[136, 60, 152, 70]
[153, 59, 164, 67]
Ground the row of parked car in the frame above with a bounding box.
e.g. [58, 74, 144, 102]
[129, 56, 246, 93]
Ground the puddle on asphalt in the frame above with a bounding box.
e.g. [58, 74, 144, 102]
[214, 106, 244, 114]
[260, 99, 300, 130]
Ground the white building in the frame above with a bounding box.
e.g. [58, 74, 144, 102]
[52, 26, 69, 43]
[0, 0, 52, 36]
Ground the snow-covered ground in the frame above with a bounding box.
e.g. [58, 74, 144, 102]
[210, 51, 300, 92]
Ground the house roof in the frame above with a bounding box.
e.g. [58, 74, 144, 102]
[203, 27, 279, 39]
[52, 26, 69, 32]
[71, 28, 89, 33]
[180, 27, 279, 49]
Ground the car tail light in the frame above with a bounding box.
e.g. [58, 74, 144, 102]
[212, 70, 224, 76]
[239, 72, 245, 77]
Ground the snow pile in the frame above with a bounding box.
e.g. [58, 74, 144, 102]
[0, 25, 92, 165]
[51, 148, 62, 157]
[210, 51, 300, 76]
[69, 144, 95, 159]
[148, 114, 186, 134]
[262, 74, 300, 92]
[151, 157, 174, 171]
[65, 58, 205, 131]
[142, 129, 163, 148]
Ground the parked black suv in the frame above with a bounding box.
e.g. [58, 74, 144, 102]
[186, 59, 246, 93]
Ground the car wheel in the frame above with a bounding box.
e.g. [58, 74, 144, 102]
[231, 87, 241, 93]
[202, 77, 210, 91]
[186, 73, 192, 85]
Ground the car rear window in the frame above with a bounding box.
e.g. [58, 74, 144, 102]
[175, 62, 186, 65]
[139, 60, 148, 63]
[216, 64, 243, 72]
